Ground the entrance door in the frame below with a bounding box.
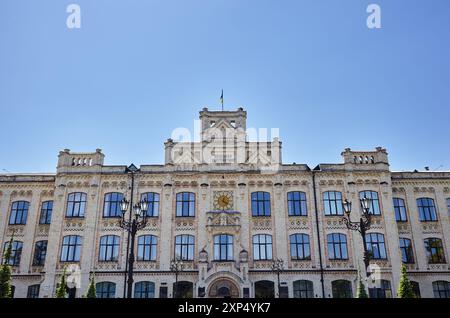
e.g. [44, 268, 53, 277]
[208, 278, 240, 298]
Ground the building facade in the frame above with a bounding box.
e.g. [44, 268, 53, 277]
[1, 108, 449, 298]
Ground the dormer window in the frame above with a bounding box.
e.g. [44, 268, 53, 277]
[230, 120, 236, 128]
[210, 121, 216, 127]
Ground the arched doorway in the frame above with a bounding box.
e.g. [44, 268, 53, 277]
[208, 278, 240, 298]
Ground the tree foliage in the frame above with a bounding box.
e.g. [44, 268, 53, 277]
[85, 273, 96, 298]
[55, 267, 68, 298]
[397, 265, 415, 298]
[0, 237, 13, 298]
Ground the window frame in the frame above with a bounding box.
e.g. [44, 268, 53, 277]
[323, 191, 344, 216]
[327, 233, 348, 260]
[214, 234, 234, 261]
[137, 235, 158, 261]
[253, 234, 273, 261]
[65, 192, 87, 218]
[424, 238, 446, 264]
[393, 198, 407, 222]
[102, 192, 124, 218]
[287, 191, 307, 216]
[99, 235, 120, 262]
[417, 197, 438, 222]
[60, 235, 83, 262]
[33, 240, 48, 266]
[289, 233, 311, 260]
[134, 281, 155, 298]
[9, 201, 29, 225]
[39, 200, 53, 224]
[140, 192, 160, 217]
[174, 234, 195, 261]
[3, 241, 23, 266]
[432, 281, 450, 298]
[365, 233, 387, 260]
[399, 238, 414, 264]
[331, 280, 353, 298]
[176, 192, 195, 217]
[27, 284, 40, 298]
[293, 280, 314, 298]
[359, 190, 381, 215]
[251, 191, 271, 217]
[96, 282, 116, 298]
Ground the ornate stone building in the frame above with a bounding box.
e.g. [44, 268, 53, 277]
[1, 108, 449, 298]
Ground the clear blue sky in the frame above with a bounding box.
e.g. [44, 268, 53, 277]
[1, 0, 449, 173]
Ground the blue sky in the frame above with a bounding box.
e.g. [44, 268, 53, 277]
[1, 0, 449, 173]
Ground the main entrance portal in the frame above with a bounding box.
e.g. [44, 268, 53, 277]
[208, 278, 240, 298]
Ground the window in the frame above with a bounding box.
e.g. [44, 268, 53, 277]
[410, 281, 421, 298]
[332, 280, 353, 298]
[253, 234, 273, 260]
[424, 238, 446, 263]
[393, 198, 407, 222]
[60, 235, 82, 262]
[33, 240, 48, 266]
[327, 233, 348, 260]
[39, 201, 53, 224]
[176, 192, 195, 217]
[365, 233, 387, 260]
[293, 280, 314, 298]
[66, 192, 87, 217]
[175, 235, 195, 261]
[141, 192, 160, 217]
[134, 281, 155, 298]
[417, 198, 437, 221]
[103, 192, 124, 217]
[399, 238, 414, 264]
[3, 241, 23, 266]
[214, 234, 233, 261]
[432, 281, 450, 298]
[287, 191, 307, 216]
[251, 192, 271, 216]
[289, 234, 311, 260]
[254, 280, 275, 298]
[359, 191, 381, 215]
[323, 191, 343, 216]
[447, 198, 450, 216]
[137, 235, 157, 261]
[9, 201, 29, 225]
[27, 284, 40, 298]
[99, 235, 120, 261]
[96, 282, 116, 298]
[369, 280, 392, 298]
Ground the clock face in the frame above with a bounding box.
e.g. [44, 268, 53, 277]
[213, 191, 233, 210]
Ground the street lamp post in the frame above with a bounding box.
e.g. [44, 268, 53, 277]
[119, 196, 149, 298]
[271, 258, 284, 298]
[341, 196, 372, 277]
[170, 257, 184, 298]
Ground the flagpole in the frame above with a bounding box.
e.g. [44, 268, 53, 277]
[221, 89, 224, 111]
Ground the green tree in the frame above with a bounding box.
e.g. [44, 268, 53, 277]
[55, 267, 68, 298]
[397, 265, 415, 298]
[85, 273, 96, 298]
[0, 236, 13, 298]
[357, 274, 368, 298]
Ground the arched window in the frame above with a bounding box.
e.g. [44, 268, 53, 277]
[99, 235, 120, 261]
[254, 280, 275, 298]
[417, 198, 438, 221]
[287, 191, 307, 216]
[365, 233, 387, 259]
[137, 235, 157, 261]
[27, 284, 40, 298]
[410, 281, 421, 298]
[214, 234, 233, 261]
[432, 281, 450, 298]
[332, 280, 353, 298]
[369, 280, 392, 298]
[176, 192, 195, 217]
[33, 240, 48, 266]
[39, 201, 53, 224]
[252, 234, 273, 260]
[289, 234, 311, 260]
[174, 235, 195, 261]
[3, 241, 23, 266]
[323, 191, 343, 216]
[103, 192, 124, 217]
[399, 238, 414, 263]
[424, 238, 446, 264]
[251, 192, 271, 216]
[327, 233, 348, 260]
[293, 280, 314, 298]
[134, 281, 155, 298]
[141, 192, 160, 217]
[96, 282, 116, 298]
[66, 192, 87, 217]
[9, 201, 29, 225]
[359, 191, 381, 215]
[393, 198, 407, 222]
[60, 235, 82, 262]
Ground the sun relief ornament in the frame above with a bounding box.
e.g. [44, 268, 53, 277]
[213, 191, 233, 210]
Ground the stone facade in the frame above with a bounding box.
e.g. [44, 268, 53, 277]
[1, 108, 449, 298]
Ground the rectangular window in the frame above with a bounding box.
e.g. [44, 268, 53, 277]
[251, 192, 271, 216]
[39, 201, 53, 224]
[399, 238, 414, 263]
[359, 191, 381, 215]
[3, 241, 23, 266]
[393, 198, 407, 222]
[27, 285, 40, 298]
[365, 233, 387, 259]
[9, 201, 29, 225]
[66, 192, 87, 218]
[424, 238, 446, 264]
[60, 235, 82, 262]
[287, 191, 307, 216]
[214, 234, 233, 261]
[33, 240, 48, 266]
[323, 191, 343, 216]
[99, 235, 120, 261]
[137, 235, 157, 261]
[175, 235, 195, 261]
[327, 233, 348, 260]
[253, 234, 273, 261]
[417, 198, 438, 221]
[176, 192, 195, 217]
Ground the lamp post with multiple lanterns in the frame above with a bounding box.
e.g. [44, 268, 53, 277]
[271, 258, 284, 298]
[341, 196, 373, 277]
[119, 196, 149, 298]
[170, 257, 184, 298]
